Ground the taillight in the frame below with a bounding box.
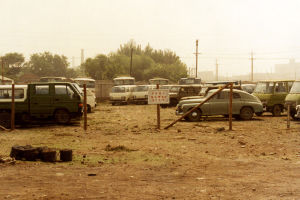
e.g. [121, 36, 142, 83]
[79, 103, 83, 108]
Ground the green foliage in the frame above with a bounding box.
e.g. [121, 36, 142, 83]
[28, 52, 69, 77]
[83, 40, 187, 82]
[0, 52, 25, 79]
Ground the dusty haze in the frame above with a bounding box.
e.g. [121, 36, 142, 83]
[1, 0, 300, 78]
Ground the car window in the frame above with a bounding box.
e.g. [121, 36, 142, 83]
[233, 92, 241, 99]
[55, 85, 74, 96]
[35, 85, 49, 95]
[275, 82, 286, 93]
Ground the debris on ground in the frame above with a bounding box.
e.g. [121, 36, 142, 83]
[105, 144, 136, 152]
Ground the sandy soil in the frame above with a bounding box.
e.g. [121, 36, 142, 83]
[0, 104, 300, 200]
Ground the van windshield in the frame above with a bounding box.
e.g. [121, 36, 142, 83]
[111, 87, 125, 93]
[254, 82, 274, 94]
[289, 82, 300, 93]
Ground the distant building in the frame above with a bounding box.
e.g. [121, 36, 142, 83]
[274, 59, 300, 80]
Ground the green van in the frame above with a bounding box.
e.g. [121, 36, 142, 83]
[0, 82, 83, 128]
[252, 80, 294, 116]
[285, 81, 300, 119]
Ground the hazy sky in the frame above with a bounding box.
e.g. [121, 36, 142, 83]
[1, 0, 300, 77]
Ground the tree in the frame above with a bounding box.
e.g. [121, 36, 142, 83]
[28, 52, 69, 77]
[81, 40, 188, 82]
[0, 52, 25, 78]
[82, 54, 109, 80]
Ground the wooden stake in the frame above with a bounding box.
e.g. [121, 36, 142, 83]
[157, 84, 160, 129]
[287, 104, 290, 129]
[229, 83, 233, 130]
[83, 84, 87, 131]
[11, 84, 15, 130]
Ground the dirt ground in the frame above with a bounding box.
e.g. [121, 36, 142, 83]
[0, 103, 300, 200]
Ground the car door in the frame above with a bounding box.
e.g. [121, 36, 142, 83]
[209, 91, 228, 115]
[29, 84, 53, 118]
[232, 92, 242, 114]
[53, 84, 77, 113]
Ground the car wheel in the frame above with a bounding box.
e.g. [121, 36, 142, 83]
[187, 109, 201, 122]
[290, 109, 299, 120]
[54, 109, 70, 124]
[272, 105, 281, 117]
[0, 112, 11, 129]
[239, 107, 253, 120]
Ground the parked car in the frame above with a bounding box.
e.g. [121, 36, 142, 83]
[109, 85, 136, 105]
[132, 85, 155, 104]
[252, 80, 294, 116]
[176, 89, 263, 122]
[0, 82, 83, 128]
[285, 80, 300, 119]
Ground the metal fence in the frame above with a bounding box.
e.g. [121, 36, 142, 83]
[95, 80, 114, 102]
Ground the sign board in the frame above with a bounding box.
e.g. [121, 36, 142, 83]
[148, 89, 169, 104]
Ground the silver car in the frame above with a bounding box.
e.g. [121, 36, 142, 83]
[176, 89, 263, 122]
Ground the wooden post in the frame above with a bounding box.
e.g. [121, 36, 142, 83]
[83, 84, 87, 131]
[156, 84, 160, 129]
[11, 84, 15, 130]
[287, 104, 290, 129]
[229, 83, 233, 130]
[1, 59, 4, 85]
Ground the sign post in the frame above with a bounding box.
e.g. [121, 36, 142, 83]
[148, 85, 169, 130]
[83, 84, 87, 131]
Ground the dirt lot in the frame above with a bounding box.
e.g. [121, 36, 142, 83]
[0, 103, 300, 200]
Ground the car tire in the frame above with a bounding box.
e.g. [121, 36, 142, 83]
[54, 109, 70, 124]
[187, 109, 201, 122]
[239, 107, 253, 120]
[272, 105, 281, 117]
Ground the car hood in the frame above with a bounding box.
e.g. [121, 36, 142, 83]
[178, 97, 206, 106]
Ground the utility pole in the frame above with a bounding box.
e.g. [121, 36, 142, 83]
[130, 48, 133, 76]
[81, 49, 84, 65]
[216, 59, 219, 81]
[193, 40, 201, 78]
[251, 51, 254, 82]
[1, 59, 4, 85]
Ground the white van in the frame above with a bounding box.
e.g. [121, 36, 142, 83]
[132, 85, 155, 104]
[109, 85, 136, 105]
[72, 83, 96, 113]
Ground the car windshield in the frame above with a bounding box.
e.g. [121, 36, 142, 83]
[111, 87, 125, 93]
[254, 82, 274, 94]
[289, 82, 300, 93]
[134, 86, 148, 92]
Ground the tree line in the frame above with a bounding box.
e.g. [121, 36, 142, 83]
[0, 41, 188, 83]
